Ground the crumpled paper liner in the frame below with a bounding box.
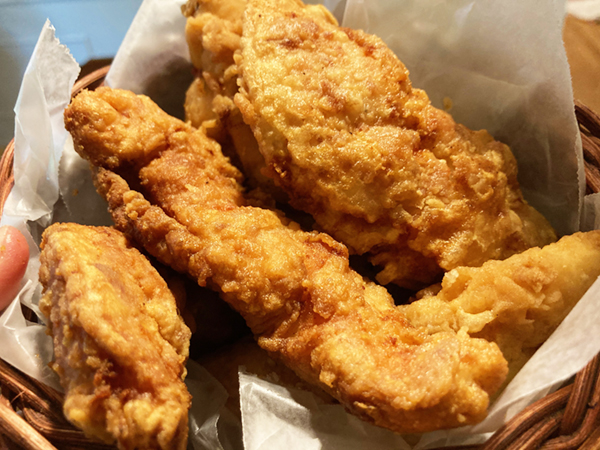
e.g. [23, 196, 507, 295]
[1, 0, 599, 449]
[0, 20, 79, 392]
[567, 0, 600, 21]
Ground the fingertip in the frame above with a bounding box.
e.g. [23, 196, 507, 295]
[0, 225, 30, 311]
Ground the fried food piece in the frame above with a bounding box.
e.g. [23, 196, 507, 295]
[182, 0, 244, 114]
[39, 223, 192, 450]
[234, 0, 557, 289]
[65, 87, 508, 434]
[182, 0, 332, 200]
[182, 0, 266, 192]
[400, 231, 600, 384]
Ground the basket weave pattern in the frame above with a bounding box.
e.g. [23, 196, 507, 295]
[1, 67, 600, 450]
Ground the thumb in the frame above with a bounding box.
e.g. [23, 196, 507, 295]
[0, 226, 29, 311]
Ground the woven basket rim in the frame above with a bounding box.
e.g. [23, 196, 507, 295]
[2, 65, 600, 450]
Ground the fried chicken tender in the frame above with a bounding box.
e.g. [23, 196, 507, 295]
[64, 87, 508, 434]
[182, 0, 267, 193]
[182, 0, 244, 113]
[39, 223, 192, 450]
[233, 0, 557, 288]
[182, 0, 330, 200]
[400, 231, 600, 384]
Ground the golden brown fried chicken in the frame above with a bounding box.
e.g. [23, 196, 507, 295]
[182, 0, 244, 115]
[182, 0, 269, 193]
[39, 223, 192, 450]
[65, 87, 508, 434]
[234, 0, 557, 288]
[182, 0, 332, 200]
[400, 231, 600, 384]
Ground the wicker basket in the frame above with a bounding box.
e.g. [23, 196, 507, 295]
[1, 66, 600, 450]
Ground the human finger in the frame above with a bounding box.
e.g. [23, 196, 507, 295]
[0, 226, 29, 311]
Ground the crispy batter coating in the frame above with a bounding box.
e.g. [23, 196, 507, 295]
[182, 0, 245, 99]
[234, 0, 557, 288]
[61, 89, 189, 173]
[182, 0, 263, 190]
[65, 87, 508, 434]
[39, 223, 191, 450]
[182, 0, 330, 200]
[400, 231, 600, 384]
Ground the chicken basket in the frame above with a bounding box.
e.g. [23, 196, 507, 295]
[2, 58, 600, 450]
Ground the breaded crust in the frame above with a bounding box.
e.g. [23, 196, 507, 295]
[39, 223, 192, 450]
[65, 87, 509, 434]
[234, 0, 556, 288]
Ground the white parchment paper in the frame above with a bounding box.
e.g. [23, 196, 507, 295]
[0, 20, 79, 391]
[567, 0, 600, 20]
[1, 0, 599, 449]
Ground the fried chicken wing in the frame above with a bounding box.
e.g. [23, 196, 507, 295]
[39, 223, 192, 450]
[65, 87, 508, 434]
[400, 231, 600, 384]
[233, 0, 557, 288]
